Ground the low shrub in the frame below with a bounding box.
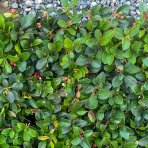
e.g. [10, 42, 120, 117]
[0, 1, 148, 148]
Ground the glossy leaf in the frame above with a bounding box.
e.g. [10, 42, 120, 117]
[64, 37, 73, 50]
[88, 111, 96, 123]
[98, 89, 110, 100]
[71, 138, 81, 145]
[36, 58, 47, 69]
[0, 135, 6, 144]
[20, 14, 34, 29]
[122, 38, 130, 50]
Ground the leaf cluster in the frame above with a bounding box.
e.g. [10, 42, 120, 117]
[0, 1, 148, 148]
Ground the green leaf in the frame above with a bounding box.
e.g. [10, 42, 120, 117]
[11, 30, 17, 41]
[94, 29, 102, 40]
[98, 89, 110, 100]
[38, 141, 47, 148]
[79, 66, 88, 77]
[55, 41, 63, 52]
[0, 135, 6, 144]
[85, 96, 98, 109]
[139, 136, 148, 146]
[0, 52, 3, 59]
[71, 138, 81, 145]
[88, 111, 96, 123]
[112, 75, 123, 88]
[139, 2, 148, 11]
[9, 130, 15, 139]
[33, 39, 43, 46]
[0, 14, 5, 21]
[97, 111, 104, 121]
[122, 142, 137, 148]
[93, 72, 106, 85]
[129, 25, 140, 37]
[23, 142, 32, 148]
[52, 78, 61, 87]
[57, 20, 67, 28]
[80, 138, 90, 148]
[67, 28, 76, 36]
[59, 119, 71, 127]
[64, 37, 73, 50]
[50, 141, 54, 148]
[120, 127, 129, 140]
[84, 130, 93, 137]
[28, 99, 38, 108]
[124, 62, 141, 74]
[124, 76, 137, 87]
[1, 128, 11, 135]
[122, 38, 130, 50]
[115, 95, 123, 105]
[76, 55, 87, 66]
[20, 40, 29, 49]
[60, 54, 69, 68]
[0, 15, 5, 30]
[9, 111, 16, 118]
[3, 79, 9, 87]
[76, 110, 87, 116]
[15, 43, 21, 54]
[72, 14, 82, 24]
[7, 91, 15, 103]
[5, 41, 13, 52]
[73, 70, 83, 79]
[20, 14, 34, 29]
[28, 128, 36, 137]
[100, 6, 112, 15]
[69, 0, 78, 8]
[142, 57, 148, 67]
[0, 59, 3, 65]
[36, 58, 47, 69]
[117, 4, 130, 13]
[17, 123, 26, 130]
[19, 52, 30, 61]
[128, 55, 136, 64]
[85, 86, 95, 94]
[102, 52, 114, 65]
[23, 129, 31, 142]
[5, 61, 12, 73]
[144, 44, 148, 52]
[69, 51, 74, 59]
[131, 41, 142, 51]
[131, 84, 141, 95]
[48, 43, 56, 51]
[18, 61, 27, 72]
[113, 27, 124, 40]
[92, 5, 101, 16]
[7, 55, 19, 62]
[85, 38, 96, 48]
[60, 0, 69, 8]
[91, 59, 101, 68]
[11, 82, 23, 91]
[138, 98, 148, 107]
[0, 40, 4, 50]
[139, 30, 145, 38]
[144, 81, 148, 90]
[100, 30, 114, 46]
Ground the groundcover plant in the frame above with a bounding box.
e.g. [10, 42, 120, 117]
[0, 0, 148, 147]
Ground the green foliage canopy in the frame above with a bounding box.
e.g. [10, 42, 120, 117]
[0, 2, 148, 148]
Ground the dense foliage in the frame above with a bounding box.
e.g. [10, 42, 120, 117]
[0, 1, 148, 147]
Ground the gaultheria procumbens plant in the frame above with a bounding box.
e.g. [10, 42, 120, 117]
[0, 1, 148, 147]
